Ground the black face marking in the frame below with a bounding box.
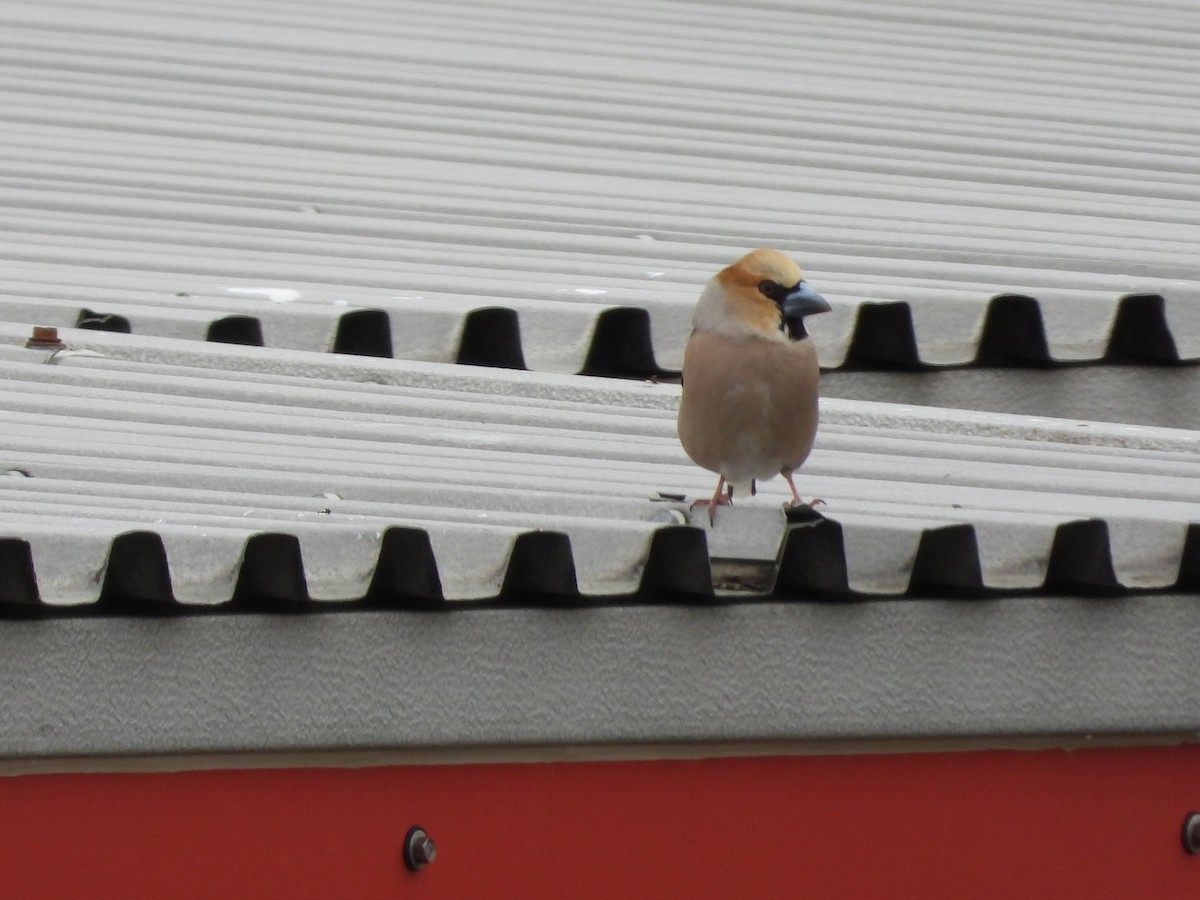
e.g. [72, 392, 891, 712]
[758, 279, 795, 306]
[759, 279, 807, 340]
[782, 315, 808, 340]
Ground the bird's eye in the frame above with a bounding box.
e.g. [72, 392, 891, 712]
[758, 280, 781, 301]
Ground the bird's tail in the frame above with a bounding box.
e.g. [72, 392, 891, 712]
[726, 478, 756, 499]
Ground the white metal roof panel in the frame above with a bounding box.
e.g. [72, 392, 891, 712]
[4, 324, 1200, 606]
[2, 0, 1200, 374]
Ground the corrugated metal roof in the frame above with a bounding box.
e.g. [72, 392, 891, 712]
[5, 324, 1200, 607]
[2, 0, 1199, 609]
[3, 0, 1200, 762]
[3, 0, 1200, 376]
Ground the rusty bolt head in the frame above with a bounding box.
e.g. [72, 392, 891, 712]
[25, 326, 66, 350]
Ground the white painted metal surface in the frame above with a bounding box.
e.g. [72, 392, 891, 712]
[2, 0, 1200, 371]
[3, 324, 1199, 604]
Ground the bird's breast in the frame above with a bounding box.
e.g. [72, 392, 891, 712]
[677, 330, 821, 483]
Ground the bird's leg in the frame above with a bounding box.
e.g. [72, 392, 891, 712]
[708, 476, 734, 523]
[783, 471, 824, 509]
[689, 475, 733, 524]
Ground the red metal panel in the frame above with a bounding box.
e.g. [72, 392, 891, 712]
[1, 744, 1198, 898]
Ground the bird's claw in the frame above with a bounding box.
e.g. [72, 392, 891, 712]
[785, 496, 825, 510]
[784, 498, 826, 523]
[690, 493, 732, 526]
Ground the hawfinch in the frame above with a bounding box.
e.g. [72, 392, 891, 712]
[677, 248, 831, 522]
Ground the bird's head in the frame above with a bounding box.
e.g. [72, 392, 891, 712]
[697, 248, 831, 340]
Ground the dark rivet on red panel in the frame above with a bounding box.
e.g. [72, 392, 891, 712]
[1183, 812, 1200, 854]
[775, 519, 849, 596]
[456, 307, 526, 369]
[580, 307, 673, 379]
[501, 531, 580, 603]
[909, 524, 985, 595]
[1105, 293, 1181, 365]
[638, 525, 714, 601]
[25, 326, 66, 350]
[366, 527, 444, 609]
[974, 294, 1052, 367]
[404, 826, 437, 871]
[333, 309, 393, 358]
[840, 302, 924, 371]
[1044, 519, 1120, 594]
[207, 315, 265, 346]
[0, 538, 40, 607]
[232, 533, 309, 607]
[99, 531, 175, 609]
[76, 309, 132, 333]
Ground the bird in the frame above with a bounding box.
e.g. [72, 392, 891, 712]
[677, 248, 832, 523]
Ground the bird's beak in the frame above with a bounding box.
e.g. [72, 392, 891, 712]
[781, 281, 832, 319]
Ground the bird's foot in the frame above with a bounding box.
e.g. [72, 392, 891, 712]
[690, 476, 734, 525]
[690, 492, 732, 525]
[782, 472, 822, 511]
[784, 498, 826, 523]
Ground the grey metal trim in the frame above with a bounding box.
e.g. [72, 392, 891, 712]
[2, 597, 1198, 759]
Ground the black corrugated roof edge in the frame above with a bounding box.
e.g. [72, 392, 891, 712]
[3, 517, 1200, 617]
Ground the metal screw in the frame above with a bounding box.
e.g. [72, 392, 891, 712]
[25, 326, 65, 350]
[1183, 812, 1200, 854]
[404, 826, 436, 871]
